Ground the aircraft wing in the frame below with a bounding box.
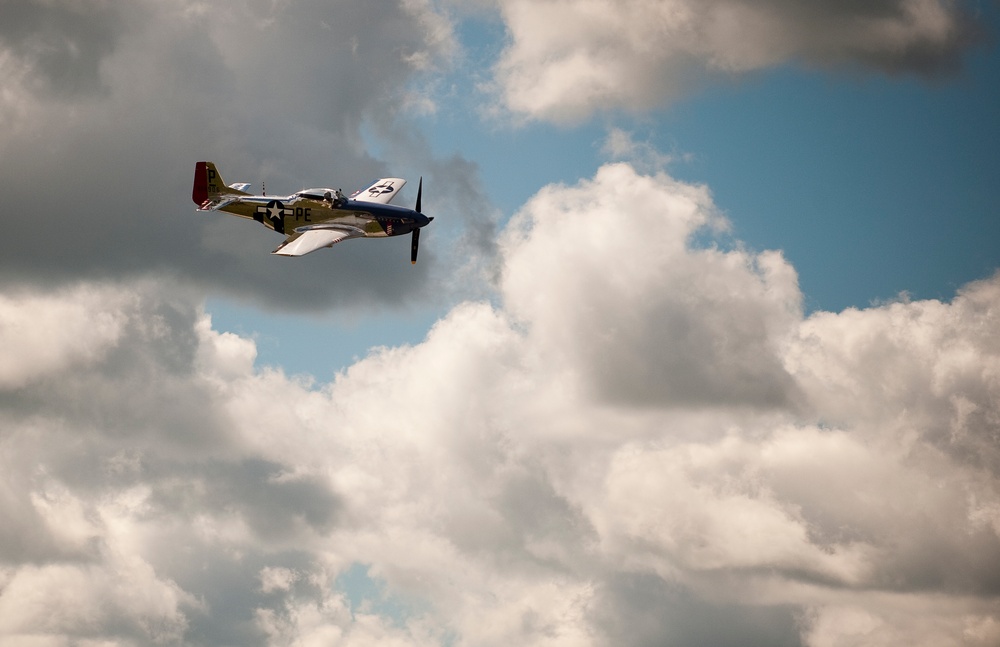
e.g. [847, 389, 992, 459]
[351, 177, 406, 204]
[272, 226, 364, 256]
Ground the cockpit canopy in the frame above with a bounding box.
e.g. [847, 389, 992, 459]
[296, 188, 348, 206]
[296, 188, 338, 200]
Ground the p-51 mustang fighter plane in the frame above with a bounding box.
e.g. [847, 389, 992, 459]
[192, 161, 433, 262]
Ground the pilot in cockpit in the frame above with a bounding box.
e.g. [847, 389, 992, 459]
[323, 189, 348, 207]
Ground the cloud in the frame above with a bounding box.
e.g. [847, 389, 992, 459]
[0, 0, 122, 99]
[2, 162, 999, 645]
[500, 162, 801, 409]
[601, 128, 688, 174]
[0, 285, 128, 390]
[0, 0, 485, 311]
[489, 0, 982, 123]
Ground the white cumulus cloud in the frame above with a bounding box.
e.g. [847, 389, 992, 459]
[0, 286, 128, 390]
[1, 163, 999, 646]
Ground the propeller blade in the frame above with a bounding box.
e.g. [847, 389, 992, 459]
[415, 176, 422, 214]
[411, 227, 420, 264]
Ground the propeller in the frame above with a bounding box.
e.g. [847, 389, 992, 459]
[411, 177, 423, 264]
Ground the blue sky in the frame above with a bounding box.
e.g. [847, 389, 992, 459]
[210, 2, 1000, 379]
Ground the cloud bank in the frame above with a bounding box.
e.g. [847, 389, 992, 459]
[490, 0, 982, 123]
[0, 0, 985, 311]
[0, 0, 490, 311]
[2, 163, 999, 646]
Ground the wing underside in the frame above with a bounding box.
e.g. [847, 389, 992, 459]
[272, 227, 364, 256]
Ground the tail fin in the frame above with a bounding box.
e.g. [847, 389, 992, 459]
[192, 161, 248, 208]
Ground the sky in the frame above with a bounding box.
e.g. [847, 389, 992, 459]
[1, 1, 999, 646]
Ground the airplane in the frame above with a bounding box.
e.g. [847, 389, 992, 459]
[191, 161, 433, 262]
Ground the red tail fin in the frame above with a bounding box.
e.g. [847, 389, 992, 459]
[192, 161, 210, 207]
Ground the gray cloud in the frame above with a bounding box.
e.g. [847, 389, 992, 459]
[592, 573, 802, 647]
[0, 0, 122, 97]
[146, 458, 343, 541]
[489, 0, 984, 123]
[0, 0, 486, 312]
[0, 284, 345, 645]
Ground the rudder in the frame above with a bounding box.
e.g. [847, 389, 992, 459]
[193, 161, 246, 208]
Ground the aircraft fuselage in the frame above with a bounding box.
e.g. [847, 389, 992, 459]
[214, 191, 430, 237]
